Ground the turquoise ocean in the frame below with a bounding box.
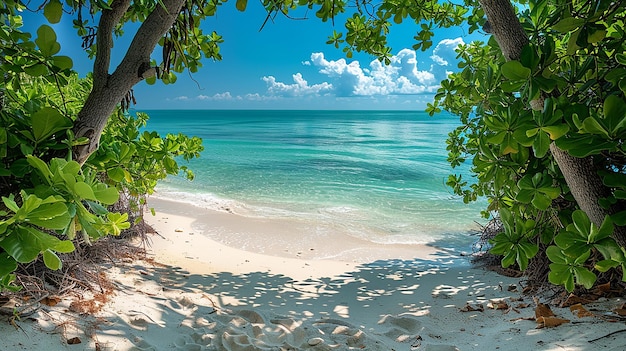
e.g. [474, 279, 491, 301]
[141, 110, 485, 252]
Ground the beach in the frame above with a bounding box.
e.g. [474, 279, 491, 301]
[2, 197, 626, 351]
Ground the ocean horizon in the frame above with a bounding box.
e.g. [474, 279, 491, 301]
[138, 109, 485, 252]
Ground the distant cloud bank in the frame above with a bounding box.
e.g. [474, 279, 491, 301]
[171, 38, 464, 104]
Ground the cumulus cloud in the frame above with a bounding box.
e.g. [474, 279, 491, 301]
[307, 48, 441, 96]
[430, 38, 464, 66]
[262, 73, 333, 97]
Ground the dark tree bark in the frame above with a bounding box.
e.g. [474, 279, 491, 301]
[478, 0, 626, 244]
[72, 0, 185, 165]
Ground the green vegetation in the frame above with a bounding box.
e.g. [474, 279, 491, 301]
[2, 0, 625, 295]
[267, 0, 626, 292]
[0, 2, 203, 291]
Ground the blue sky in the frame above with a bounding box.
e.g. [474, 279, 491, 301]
[23, 2, 483, 110]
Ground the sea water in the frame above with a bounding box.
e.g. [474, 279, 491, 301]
[140, 110, 485, 251]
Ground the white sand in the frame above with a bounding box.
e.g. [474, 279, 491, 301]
[2, 197, 626, 351]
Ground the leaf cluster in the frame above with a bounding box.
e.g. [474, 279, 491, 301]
[0, 7, 203, 291]
[431, 0, 626, 291]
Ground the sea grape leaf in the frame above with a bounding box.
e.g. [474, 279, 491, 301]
[35, 25, 61, 57]
[0, 253, 18, 278]
[501, 61, 531, 80]
[43, 250, 62, 270]
[26, 202, 71, 230]
[31, 107, 72, 142]
[43, 0, 63, 24]
[74, 182, 97, 201]
[92, 184, 119, 205]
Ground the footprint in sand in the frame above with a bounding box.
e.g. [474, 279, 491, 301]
[378, 314, 422, 340]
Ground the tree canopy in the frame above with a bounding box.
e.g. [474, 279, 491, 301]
[1, 0, 626, 293]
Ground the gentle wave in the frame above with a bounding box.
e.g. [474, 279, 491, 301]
[142, 109, 485, 250]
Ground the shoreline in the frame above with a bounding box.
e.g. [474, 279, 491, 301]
[145, 197, 459, 274]
[1, 197, 626, 350]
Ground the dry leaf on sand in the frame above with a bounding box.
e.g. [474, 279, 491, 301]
[536, 316, 570, 328]
[488, 300, 509, 310]
[613, 304, 626, 316]
[570, 303, 594, 318]
[534, 303, 555, 319]
[459, 303, 484, 312]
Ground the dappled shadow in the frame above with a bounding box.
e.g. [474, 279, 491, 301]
[84, 250, 626, 351]
[86, 256, 499, 350]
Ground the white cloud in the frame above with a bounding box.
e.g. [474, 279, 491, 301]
[430, 38, 464, 66]
[307, 49, 441, 96]
[262, 73, 333, 97]
[174, 96, 189, 101]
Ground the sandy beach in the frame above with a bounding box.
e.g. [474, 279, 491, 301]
[2, 197, 626, 350]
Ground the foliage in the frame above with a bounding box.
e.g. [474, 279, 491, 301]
[275, 0, 626, 291]
[431, 0, 626, 291]
[0, 4, 203, 291]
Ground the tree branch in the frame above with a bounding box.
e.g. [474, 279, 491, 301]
[478, 0, 528, 61]
[111, 0, 186, 86]
[92, 0, 131, 91]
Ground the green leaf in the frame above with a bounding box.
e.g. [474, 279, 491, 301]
[573, 267, 596, 289]
[31, 107, 73, 142]
[552, 17, 586, 32]
[532, 131, 550, 158]
[26, 155, 53, 182]
[92, 184, 119, 205]
[74, 182, 97, 201]
[107, 167, 126, 182]
[0, 253, 18, 278]
[43, 0, 63, 24]
[43, 250, 62, 270]
[603, 95, 626, 134]
[501, 61, 531, 81]
[595, 259, 621, 272]
[546, 245, 567, 264]
[0, 227, 47, 263]
[581, 117, 609, 137]
[26, 203, 71, 230]
[531, 193, 552, 210]
[541, 125, 569, 140]
[235, 0, 247, 11]
[52, 55, 73, 70]
[572, 210, 592, 236]
[52, 239, 74, 253]
[35, 25, 61, 56]
[2, 194, 20, 213]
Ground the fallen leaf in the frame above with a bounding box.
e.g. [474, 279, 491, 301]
[515, 303, 530, 309]
[613, 304, 626, 316]
[561, 293, 593, 307]
[488, 300, 509, 310]
[41, 296, 61, 307]
[67, 337, 82, 345]
[595, 282, 612, 293]
[536, 316, 570, 328]
[535, 303, 555, 319]
[460, 303, 484, 312]
[570, 303, 594, 318]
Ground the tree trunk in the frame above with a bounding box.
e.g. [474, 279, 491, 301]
[72, 0, 185, 164]
[479, 0, 626, 244]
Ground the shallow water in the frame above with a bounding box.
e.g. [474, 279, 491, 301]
[140, 109, 485, 250]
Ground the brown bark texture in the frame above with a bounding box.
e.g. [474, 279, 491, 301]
[478, 0, 626, 243]
[72, 0, 185, 165]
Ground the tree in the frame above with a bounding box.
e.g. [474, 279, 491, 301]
[2, 0, 625, 293]
[0, 1, 203, 291]
[239, 0, 626, 290]
[284, 0, 626, 290]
